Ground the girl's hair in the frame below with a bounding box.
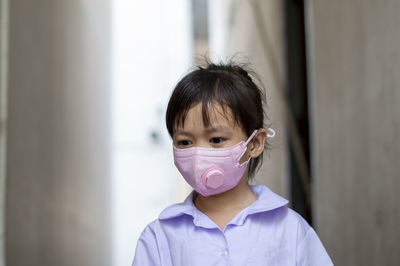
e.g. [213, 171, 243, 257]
[165, 60, 269, 180]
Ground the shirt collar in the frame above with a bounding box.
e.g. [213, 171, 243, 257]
[159, 184, 288, 229]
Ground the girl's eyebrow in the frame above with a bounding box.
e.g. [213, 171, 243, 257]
[174, 126, 231, 136]
[205, 125, 231, 133]
[174, 130, 193, 136]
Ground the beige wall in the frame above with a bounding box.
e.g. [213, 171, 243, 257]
[229, 0, 400, 264]
[0, 0, 8, 265]
[6, 1, 111, 265]
[307, 0, 400, 265]
[229, 0, 289, 198]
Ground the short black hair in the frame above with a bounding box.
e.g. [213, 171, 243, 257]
[166, 60, 269, 180]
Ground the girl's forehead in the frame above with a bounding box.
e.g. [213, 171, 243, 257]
[179, 103, 237, 130]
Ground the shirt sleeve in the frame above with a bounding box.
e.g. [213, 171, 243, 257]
[132, 226, 161, 266]
[296, 226, 334, 266]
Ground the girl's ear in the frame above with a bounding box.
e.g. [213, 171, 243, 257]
[249, 128, 267, 158]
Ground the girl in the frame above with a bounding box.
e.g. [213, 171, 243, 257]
[132, 61, 333, 265]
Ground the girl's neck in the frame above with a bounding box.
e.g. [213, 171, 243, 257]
[194, 176, 258, 213]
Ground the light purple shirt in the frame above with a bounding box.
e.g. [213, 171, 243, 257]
[132, 185, 333, 265]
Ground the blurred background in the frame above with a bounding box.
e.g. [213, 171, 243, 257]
[0, 0, 399, 265]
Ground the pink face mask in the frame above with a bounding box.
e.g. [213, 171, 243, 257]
[173, 128, 275, 197]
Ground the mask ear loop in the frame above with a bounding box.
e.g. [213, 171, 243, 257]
[244, 129, 259, 145]
[237, 130, 259, 166]
[239, 128, 275, 165]
[266, 128, 276, 138]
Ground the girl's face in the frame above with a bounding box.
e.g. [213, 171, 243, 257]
[173, 103, 250, 162]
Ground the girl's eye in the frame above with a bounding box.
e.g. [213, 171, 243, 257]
[177, 140, 192, 146]
[210, 137, 226, 144]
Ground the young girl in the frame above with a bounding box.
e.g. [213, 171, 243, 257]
[132, 62, 333, 265]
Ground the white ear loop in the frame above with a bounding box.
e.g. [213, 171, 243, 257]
[267, 128, 276, 138]
[244, 129, 259, 145]
[246, 128, 275, 145]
